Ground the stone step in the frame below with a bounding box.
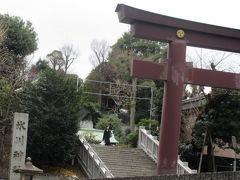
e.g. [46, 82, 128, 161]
[105, 162, 155, 166]
[92, 145, 156, 177]
[110, 169, 155, 172]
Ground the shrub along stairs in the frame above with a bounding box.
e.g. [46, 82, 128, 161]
[92, 145, 157, 177]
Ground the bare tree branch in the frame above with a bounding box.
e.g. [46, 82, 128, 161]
[186, 47, 239, 97]
[215, 52, 233, 67]
[89, 39, 110, 67]
[60, 44, 79, 73]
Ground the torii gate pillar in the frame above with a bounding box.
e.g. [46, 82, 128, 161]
[158, 40, 186, 174]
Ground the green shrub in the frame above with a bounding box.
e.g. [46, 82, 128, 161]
[137, 118, 159, 136]
[81, 131, 99, 144]
[124, 118, 159, 147]
[125, 130, 139, 147]
[95, 114, 123, 139]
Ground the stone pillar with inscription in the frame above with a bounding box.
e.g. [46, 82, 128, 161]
[9, 113, 29, 180]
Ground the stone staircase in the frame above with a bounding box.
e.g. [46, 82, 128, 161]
[92, 145, 157, 177]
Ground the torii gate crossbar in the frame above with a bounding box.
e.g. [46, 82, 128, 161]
[116, 4, 240, 175]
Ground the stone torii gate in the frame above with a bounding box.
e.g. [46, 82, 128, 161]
[116, 4, 240, 175]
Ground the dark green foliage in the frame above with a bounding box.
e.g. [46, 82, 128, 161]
[0, 14, 38, 81]
[137, 118, 159, 136]
[179, 142, 201, 170]
[125, 130, 139, 147]
[35, 59, 50, 72]
[19, 69, 81, 166]
[193, 91, 240, 147]
[0, 14, 38, 86]
[0, 14, 38, 168]
[153, 80, 164, 121]
[113, 32, 167, 57]
[0, 14, 38, 59]
[135, 79, 155, 122]
[79, 102, 101, 126]
[87, 62, 120, 82]
[46, 50, 64, 70]
[95, 114, 123, 139]
[187, 90, 240, 172]
[135, 80, 164, 124]
[28, 59, 50, 80]
[125, 118, 159, 147]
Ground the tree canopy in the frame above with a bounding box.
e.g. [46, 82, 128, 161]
[193, 90, 240, 147]
[113, 32, 167, 58]
[86, 32, 167, 118]
[0, 14, 38, 134]
[19, 69, 81, 166]
[0, 14, 38, 59]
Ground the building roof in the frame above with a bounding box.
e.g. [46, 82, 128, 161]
[203, 145, 240, 159]
[182, 95, 206, 110]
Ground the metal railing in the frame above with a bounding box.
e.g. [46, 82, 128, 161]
[138, 126, 197, 174]
[77, 134, 114, 178]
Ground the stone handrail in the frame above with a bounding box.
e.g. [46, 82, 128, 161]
[138, 126, 197, 174]
[77, 134, 114, 178]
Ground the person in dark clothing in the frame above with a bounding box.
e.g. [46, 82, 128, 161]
[103, 126, 111, 145]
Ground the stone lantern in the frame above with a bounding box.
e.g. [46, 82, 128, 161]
[14, 157, 43, 180]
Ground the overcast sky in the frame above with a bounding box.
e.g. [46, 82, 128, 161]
[1, 0, 240, 79]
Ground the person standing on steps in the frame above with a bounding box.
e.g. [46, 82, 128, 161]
[103, 126, 111, 145]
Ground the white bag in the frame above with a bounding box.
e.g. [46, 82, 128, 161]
[100, 140, 105, 145]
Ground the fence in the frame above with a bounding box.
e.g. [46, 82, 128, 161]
[77, 133, 113, 179]
[138, 126, 197, 174]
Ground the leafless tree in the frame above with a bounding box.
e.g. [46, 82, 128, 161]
[186, 47, 240, 96]
[89, 39, 111, 67]
[60, 44, 79, 73]
[187, 47, 238, 72]
[108, 79, 131, 112]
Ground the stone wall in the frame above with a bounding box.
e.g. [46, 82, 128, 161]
[2, 170, 240, 179]
[0, 174, 79, 180]
[32, 175, 79, 180]
[94, 171, 240, 180]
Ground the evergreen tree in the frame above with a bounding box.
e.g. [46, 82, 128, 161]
[19, 69, 81, 166]
[191, 89, 240, 171]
